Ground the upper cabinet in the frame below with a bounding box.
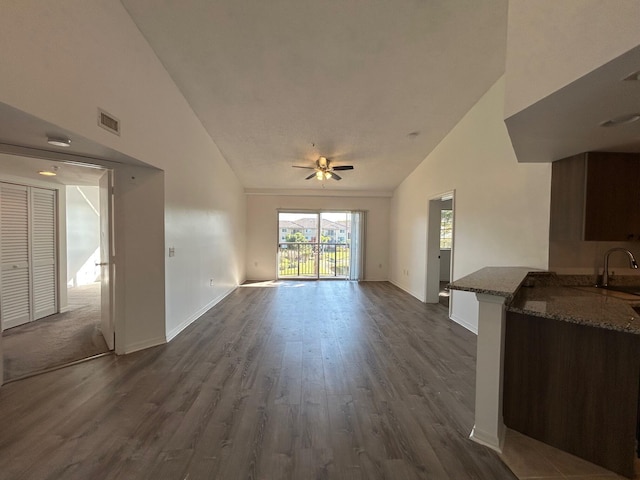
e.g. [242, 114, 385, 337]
[550, 152, 640, 241]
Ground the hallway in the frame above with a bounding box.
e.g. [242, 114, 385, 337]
[0, 281, 514, 479]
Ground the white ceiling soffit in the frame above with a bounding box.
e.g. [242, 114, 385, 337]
[0, 152, 104, 187]
[0, 101, 154, 170]
[506, 44, 640, 163]
[0, 101, 162, 186]
[121, 0, 508, 191]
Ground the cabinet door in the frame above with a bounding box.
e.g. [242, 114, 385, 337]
[584, 152, 640, 241]
[31, 187, 57, 320]
[0, 184, 31, 328]
[0, 183, 58, 329]
[504, 312, 640, 478]
[549, 154, 587, 241]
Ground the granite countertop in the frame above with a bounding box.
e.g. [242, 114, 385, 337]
[449, 267, 640, 334]
[448, 266, 539, 300]
[508, 279, 640, 335]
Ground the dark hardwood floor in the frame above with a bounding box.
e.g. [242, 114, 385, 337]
[0, 281, 515, 479]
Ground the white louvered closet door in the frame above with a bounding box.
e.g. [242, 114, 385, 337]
[31, 187, 57, 320]
[0, 184, 31, 329]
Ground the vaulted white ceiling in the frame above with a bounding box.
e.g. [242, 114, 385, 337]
[121, 0, 508, 192]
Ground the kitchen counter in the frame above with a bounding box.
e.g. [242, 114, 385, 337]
[508, 283, 640, 334]
[448, 266, 539, 299]
[449, 267, 640, 335]
[450, 266, 640, 477]
[448, 266, 540, 453]
[504, 275, 640, 478]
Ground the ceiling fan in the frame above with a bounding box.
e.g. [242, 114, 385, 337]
[292, 156, 354, 181]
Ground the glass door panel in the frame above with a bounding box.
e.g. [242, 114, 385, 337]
[277, 212, 319, 278]
[277, 211, 352, 279]
[319, 212, 350, 278]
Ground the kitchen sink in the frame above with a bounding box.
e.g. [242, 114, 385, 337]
[570, 285, 640, 301]
[600, 285, 640, 296]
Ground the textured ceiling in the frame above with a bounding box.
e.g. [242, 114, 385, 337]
[121, 0, 508, 192]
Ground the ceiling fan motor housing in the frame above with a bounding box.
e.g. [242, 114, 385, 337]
[293, 156, 354, 181]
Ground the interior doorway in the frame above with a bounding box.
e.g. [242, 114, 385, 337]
[0, 153, 114, 382]
[277, 210, 365, 280]
[426, 192, 454, 310]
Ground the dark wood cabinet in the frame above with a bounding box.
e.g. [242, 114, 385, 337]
[503, 311, 640, 478]
[550, 152, 640, 241]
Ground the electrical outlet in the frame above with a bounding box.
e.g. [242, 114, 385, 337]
[168, 247, 175, 257]
[209, 279, 214, 286]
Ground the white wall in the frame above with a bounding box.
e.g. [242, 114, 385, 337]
[66, 186, 100, 287]
[505, 0, 640, 117]
[246, 194, 390, 281]
[390, 77, 551, 331]
[0, 1, 246, 351]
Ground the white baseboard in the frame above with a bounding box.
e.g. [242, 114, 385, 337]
[450, 312, 478, 335]
[3, 318, 26, 330]
[469, 423, 505, 453]
[389, 279, 425, 302]
[165, 285, 237, 342]
[122, 335, 166, 355]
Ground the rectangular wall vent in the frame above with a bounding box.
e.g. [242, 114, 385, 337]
[97, 108, 120, 136]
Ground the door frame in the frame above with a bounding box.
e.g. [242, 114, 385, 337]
[426, 191, 455, 313]
[0, 152, 116, 384]
[99, 170, 115, 350]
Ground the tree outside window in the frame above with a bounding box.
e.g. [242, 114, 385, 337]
[440, 210, 453, 249]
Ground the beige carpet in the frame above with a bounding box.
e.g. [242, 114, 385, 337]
[3, 283, 110, 381]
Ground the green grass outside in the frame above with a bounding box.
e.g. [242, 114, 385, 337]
[279, 253, 350, 277]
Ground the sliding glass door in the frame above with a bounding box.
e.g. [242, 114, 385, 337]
[278, 212, 319, 278]
[277, 211, 364, 280]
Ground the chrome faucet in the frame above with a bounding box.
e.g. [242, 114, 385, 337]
[600, 248, 638, 287]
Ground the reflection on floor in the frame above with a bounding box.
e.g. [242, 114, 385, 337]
[500, 429, 637, 479]
[3, 283, 109, 382]
[439, 281, 449, 307]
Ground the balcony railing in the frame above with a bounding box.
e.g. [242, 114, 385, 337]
[278, 242, 350, 278]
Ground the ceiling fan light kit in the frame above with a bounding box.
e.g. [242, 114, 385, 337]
[293, 156, 354, 181]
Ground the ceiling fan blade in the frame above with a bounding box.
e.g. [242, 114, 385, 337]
[330, 172, 342, 181]
[292, 165, 315, 169]
[305, 172, 317, 180]
[331, 165, 354, 171]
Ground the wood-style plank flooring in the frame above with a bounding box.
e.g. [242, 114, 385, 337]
[0, 281, 516, 479]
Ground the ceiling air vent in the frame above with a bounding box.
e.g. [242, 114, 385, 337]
[97, 108, 120, 136]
